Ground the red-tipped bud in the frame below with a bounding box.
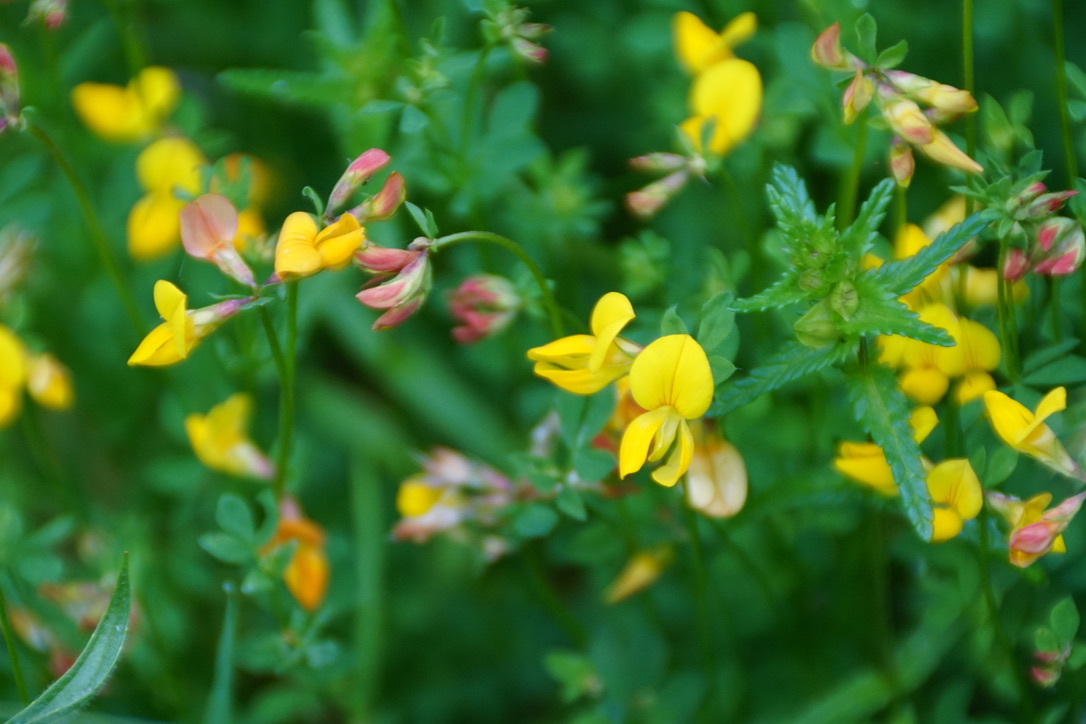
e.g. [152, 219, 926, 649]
[628, 152, 690, 174]
[1033, 218, 1086, 276]
[446, 274, 520, 344]
[1028, 190, 1078, 217]
[350, 171, 406, 223]
[511, 37, 548, 64]
[355, 238, 432, 330]
[0, 44, 19, 133]
[890, 138, 915, 188]
[624, 170, 690, 219]
[1002, 247, 1031, 282]
[842, 70, 874, 124]
[326, 149, 391, 213]
[28, 0, 67, 29]
[811, 23, 848, 70]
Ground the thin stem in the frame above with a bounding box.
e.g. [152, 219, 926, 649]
[269, 284, 298, 500]
[350, 455, 384, 721]
[1052, 0, 1078, 184]
[432, 231, 563, 338]
[525, 543, 586, 647]
[99, 0, 147, 77]
[681, 502, 717, 713]
[962, 0, 977, 172]
[26, 121, 144, 334]
[996, 242, 1022, 382]
[0, 583, 29, 706]
[893, 184, 908, 240]
[838, 121, 869, 231]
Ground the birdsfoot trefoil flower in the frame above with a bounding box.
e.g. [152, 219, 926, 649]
[127, 281, 251, 367]
[355, 238, 432, 329]
[987, 490, 1086, 567]
[262, 499, 329, 612]
[447, 274, 520, 344]
[984, 387, 1080, 478]
[185, 394, 275, 480]
[274, 211, 367, 281]
[180, 194, 257, 287]
[72, 67, 180, 143]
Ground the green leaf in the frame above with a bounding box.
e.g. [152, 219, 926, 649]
[731, 275, 809, 313]
[876, 40, 908, 69]
[1051, 597, 1080, 644]
[573, 448, 616, 483]
[399, 104, 430, 134]
[697, 291, 735, 355]
[708, 355, 737, 384]
[1023, 355, 1086, 386]
[555, 392, 587, 448]
[217, 69, 346, 108]
[766, 164, 817, 232]
[1069, 642, 1086, 669]
[513, 504, 560, 538]
[874, 212, 990, 297]
[203, 583, 239, 724]
[1024, 339, 1080, 373]
[839, 179, 894, 257]
[838, 276, 954, 345]
[710, 341, 853, 416]
[544, 650, 601, 703]
[660, 306, 688, 335]
[855, 14, 878, 62]
[404, 201, 438, 238]
[982, 446, 1018, 486]
[8, 557, 131, 724]
[199, 533, 253, 565]
[556, 486, 587, 521]
[848, 365, 932, 540]
[216, 494, 255, 543]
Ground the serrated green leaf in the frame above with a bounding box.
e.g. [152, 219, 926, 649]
[556, 486, 587, 521]
[838, 277, 954, 345]
[217, 69, 346, 108]
[840, 179, 894, 257]
[731, 275, 809, 313]
[710, 341, 853, 416]
[767, 164, 817, 232]
[199, 532, 253, 565]
[513, 504, 559, 538]
[1051, 597, 1080, 644]
[874, 212, 990, 297]
[660, 306, 688, 335]
[876, 39, 908, 69]
[8, 557, 131, 724]
[848, 365, 932, 539]
[216, 494, 255, 543]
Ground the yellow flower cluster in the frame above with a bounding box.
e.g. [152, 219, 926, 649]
[0, 323, 73, 428]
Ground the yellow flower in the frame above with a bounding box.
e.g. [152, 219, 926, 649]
[128, 137, 207, 260]
[684, 422, 747, 517]
[604, 546, 673, 604]
[25, 353, 73, 410]
[898, 303, 962, 404]
[680, 58, 762, 155]
[672, 11, 756, 75]
[988, 491, 1086, 567]
[274, 212, 366, 280]
[263, 499, 329, 612]
[0, 323, 26, 427]
[927, 458, 982, 542]
[127, 281, 247, 367]
[71, 66, 179, 143]
[185, 394, 274, 480]
[619, 334, 713, 487]
[527, 292, 640, 395]
[953, 317, 1000, 404]
[834, 406, 938, 495]
[984, 387, 1080, 478]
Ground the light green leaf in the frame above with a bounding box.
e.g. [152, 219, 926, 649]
[876, 40, 908, 69]
[8, 557, 131, 724]
[556, 486, 588, 522]
[513, 504, 559, 538]
[1051, 597, 1080, 645]
[697, 291, 735, 355]
[216, 494, 255, 543]
[660, 306, 688, 335]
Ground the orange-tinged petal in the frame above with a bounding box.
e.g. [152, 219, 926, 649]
[284, 543, 329, 612]
[619, 407, 670, 478]
[628, 334, 713, 418]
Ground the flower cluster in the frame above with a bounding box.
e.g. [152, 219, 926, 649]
[998, 182, 1084, 281]
[481, 5, 552, 65]
[0, 324, 74, 428]
[625, 11, 762, 218]
[812, 23, 981, 184]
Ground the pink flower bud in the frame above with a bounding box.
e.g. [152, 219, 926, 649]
[628, 153, 690, 174]
[890, 138, 915, 187]
[355, 239, 432, 330]
[179, 194, 256, 287]
[842, 70, 874, 124]
[511, 37, 548, 64]
[1033, 218, 1086, 276]
[1031, 665, 1061, 687]
[1002, 247, 1031, 282]
[882, 96, 935, 145]
[446, 274, 520, 344]
[326, 149, 391, 213]
[811, 23, 848, 70]
[625, 170, 689, 219]
[1028, 190, 1078, 217]
[28, 0, 66, 29]
[518, 22, 551, 40]
[349, 171, 405, 223]
[0, 44, 19, 132]
[1008, 492, 1086, 567]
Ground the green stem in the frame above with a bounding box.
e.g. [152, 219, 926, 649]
[838, 121, 869, 231]
[893, 184, 908, 240]
[270, 284, 299, 500]
[432, 231, 563, 338]
[681, 502, 717, 712]
[0, 583, 29, 706]
[27, 121, 144, 334]
[996, 242, 1021, 382]
[99, 0, 147, 77]
[203, 583, 239, 724]
[1052, 0, 1078, 184]
[351, 455, 385, 721]
[962, 0, 977, 171]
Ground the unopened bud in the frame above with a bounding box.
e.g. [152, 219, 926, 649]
[1033, 218, 1086, 276]
[518, 22, 551, 40]
[830, 281, 859, 320]
[882, 96, 935, 145]
[351, 171, 406, 223]
[842, 70, 874, 124]
[628, 153, 689, 174]
[326, 149, 391, 213]
[918, 129, 983, 174]
[811, 22, 848, 70]
[794, 299, 839, 347]
[28, 0, 66, 29]
[1002, 247, 1031, 282]
[890, 138, 915, 187]
[511, 37, 548, 64]
[0, 44, 19, 132]
[625, 170, 689, 219]
[1027, 189, 1078, 218]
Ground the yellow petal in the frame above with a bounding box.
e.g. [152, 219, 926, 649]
[910, 406, 939, 443]
[931, 507, 964, 542]
[0, 387, 21, 428]
[719, 12, 757, 51]
[0, 324, 26, 388]
[605, 547, 672, 604]
[1033, 387, 1067, 426]
[957, 318, 1000, 373]
[619, 407, 670, 478]
[284, 543, 329, 612]
[984, 390, 1032, 447]
[274, 212, 322, 279]
[25, 353, 73, 410]
[955, 371, 996, 405]
[927, 458, 982, 519]
[588, 292, 635, 372]
[397, 478, 445, 517]
[127, 322, 185, 366]
[686, 59, 762, 155]
[652, 417, 694, 487]
[673, 11, 728, 73]
[130, 66, 180, 122]
[136, 136, 206, 193]
[628, 334, 713, 418]
[71, 83, 146, 142]
[685, 437, 747, 517]
[314, 214, 366, 270]
[833, 442, 897, 495]
[899, 366, 949, 405]
[128, 192, 185, 260]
